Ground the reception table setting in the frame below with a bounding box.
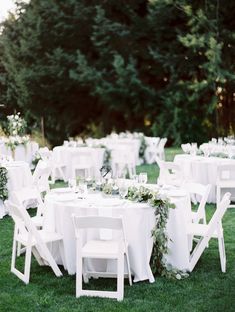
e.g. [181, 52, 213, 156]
[42, 178, 192, 283]
[176, 139, 235, 203]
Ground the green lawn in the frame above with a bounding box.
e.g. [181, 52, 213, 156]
[0, 148, 234, 311]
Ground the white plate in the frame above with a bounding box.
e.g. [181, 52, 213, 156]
[51, 188, 73, 194]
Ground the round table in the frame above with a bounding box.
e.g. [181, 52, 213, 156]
[0, 141, 39, 165]
[0, 161, 33, 218]
[174, 154, 235, 203]
[44, 188, 191, 282]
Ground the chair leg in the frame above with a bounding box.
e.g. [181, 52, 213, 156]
[117, 254, 124, 301]
[24, 245, 32, 284]
[11, 236, 17, 273]
[125, 252, 132, 286]
[218, 236, 226, 273]
[51, 168, 55, 184]
[58, 167, 67, 182]
[17, 242, 22, 256]
[216, 187, 221, 208]
[76, 254, 83, 298]
[202, 211, 207, 225]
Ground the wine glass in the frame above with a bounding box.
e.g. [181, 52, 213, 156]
[119, 183, 128, 199]
[132, 174, 139, 184]
[68, 178, 76, 191]
[78, 182, 88, 199]
[139, 172, 148, 184]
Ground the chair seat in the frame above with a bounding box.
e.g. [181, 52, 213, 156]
[74, 165, 93, 170]
[217, 181, 235, 188]
[17, 230, 62, 246]
[187, 223, 222, 238]
[31, 215, 43, 227]
[54, 162, 66, 168]
[82, 240, 124, 258]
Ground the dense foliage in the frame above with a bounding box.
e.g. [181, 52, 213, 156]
[0, 167, 8, 201]
[0, 0, 234, 145]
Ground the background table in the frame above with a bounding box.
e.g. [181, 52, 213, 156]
[174, 154, 235, 203]
[0, 161, 33, 219]
[0, 141, 39, 165]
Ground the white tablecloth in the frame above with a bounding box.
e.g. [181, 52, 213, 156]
[0, 161, 33, 219]
[53, 146, 105, 180]
[174, 154, 235, 203]
[0, 141, 39, 165]
[44, 189, 191, 282]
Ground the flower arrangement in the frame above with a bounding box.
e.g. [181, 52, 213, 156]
[7, 112, 27, 137]
[5, 135, 30, 151]
[4, 113, 29, 152]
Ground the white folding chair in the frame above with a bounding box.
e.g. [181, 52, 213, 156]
[38, 147, 52, 161]
[111, 146, 136, 179]
[216, 164, 235, 208]
[184, 183, 211, 224]
[5, 200, 63, 284]
[181, 143, 191, 154]
[186, 192, 231, 273]
[156, 157, 184, 186]
[50, 148, 67, 183]
[39, 147, 67, 183]
[72, 215, 132, 301]
[33, 160, 51, 194]
[11, 191, 46, 256]
[12, 190, 45, 228]
[144, 137, 160, 164]
[156, 138, 167, 160]
[70, 150, 94, 179]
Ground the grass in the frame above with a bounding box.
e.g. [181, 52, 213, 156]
[0, 148, 235, 311]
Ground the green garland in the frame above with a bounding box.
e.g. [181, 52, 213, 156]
[99, 182, 189, 279]
[0, 167, 8, 201]
[126, 186, 189, 279]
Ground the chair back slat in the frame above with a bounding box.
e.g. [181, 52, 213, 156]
[217, 164, 235, 181]
[73, 215, 123, 231]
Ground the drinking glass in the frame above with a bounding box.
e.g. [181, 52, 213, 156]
[68, 178, 76, 191]
[139, 172, 148, 184]
[78, 182, 88, 199]
[132, 174, 139, 184]
[119, 183, 128, 199]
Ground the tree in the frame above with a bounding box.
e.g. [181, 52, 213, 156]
[0, 0, 234, 145]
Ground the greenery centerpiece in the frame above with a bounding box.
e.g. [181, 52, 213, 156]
[98, 179, 189, 280]
[0, 167, 8, 201]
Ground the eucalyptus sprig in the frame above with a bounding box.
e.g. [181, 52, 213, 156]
[0, 167, 8, 201]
